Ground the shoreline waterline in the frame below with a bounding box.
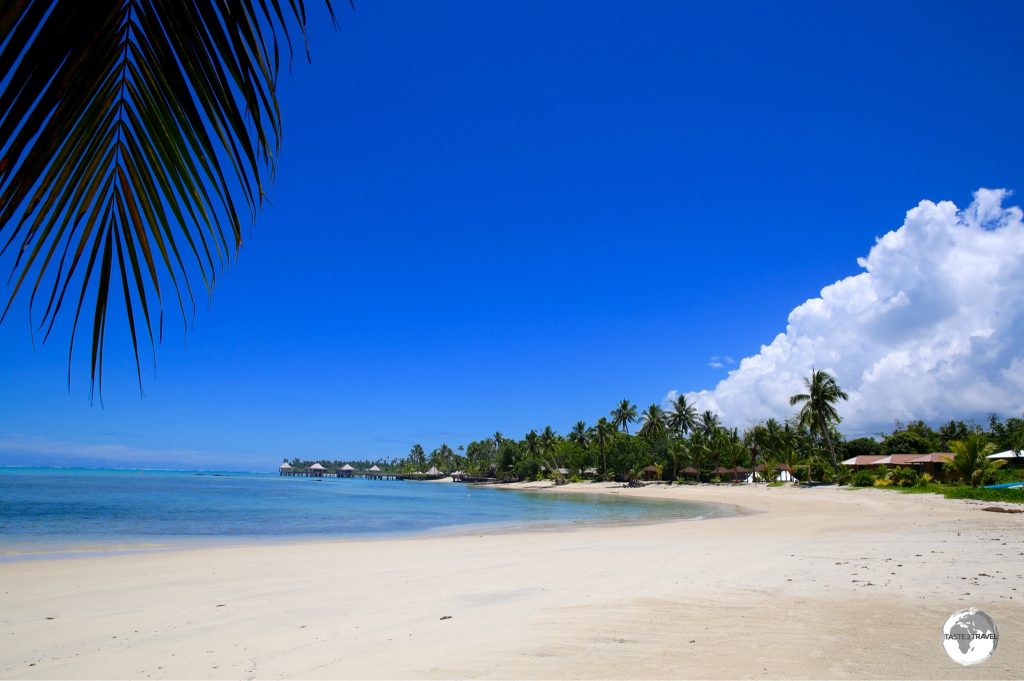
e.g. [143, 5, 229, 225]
[2, 483, 1021, 679]
[0, 469, 736, 561]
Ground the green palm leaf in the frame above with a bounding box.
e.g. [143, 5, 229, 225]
[0, 0, 340, 399]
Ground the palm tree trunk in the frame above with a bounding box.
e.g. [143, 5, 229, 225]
[819, 414, 838, 470]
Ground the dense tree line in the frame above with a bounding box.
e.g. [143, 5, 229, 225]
[285, 370, 1024, 486]
[377, 370, 1024, 485]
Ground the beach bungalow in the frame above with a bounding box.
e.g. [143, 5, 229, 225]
[988, 450, 1024, 469]
[840, 455, 887, 469]
[425, 465, 442, 478]
[713, 466, 750, 482]
[906, 452, 954, 479]
[638, 464, 660, 481]
[746, 464, 795, 483]
[872, 454, 925, 467]
[582, 467, 599, 479]
[679, 466, 700, 481]
[339, 464, 355, 478]
[307, 462, 326, 477]
[279, 461, 293, 476]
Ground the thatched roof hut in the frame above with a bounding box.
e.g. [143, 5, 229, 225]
[638, 464, 660, 481]
[425, 465, 441, 476]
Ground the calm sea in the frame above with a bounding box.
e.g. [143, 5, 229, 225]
[0, 468, 723, 558]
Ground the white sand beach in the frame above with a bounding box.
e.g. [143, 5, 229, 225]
[1, 483, 1022, 679]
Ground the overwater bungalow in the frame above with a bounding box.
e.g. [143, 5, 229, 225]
[308, 462, 326, 477]
[279, 462, 294, 476]
[364, 464, 396, 480]
[339, 464, 355, 478]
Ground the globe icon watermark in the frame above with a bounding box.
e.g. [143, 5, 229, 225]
[942, 608, 998, 666]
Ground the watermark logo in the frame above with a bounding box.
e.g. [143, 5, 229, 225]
[942, 608, 998, 666]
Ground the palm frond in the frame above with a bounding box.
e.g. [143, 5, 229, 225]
[0, 0, 340, 400]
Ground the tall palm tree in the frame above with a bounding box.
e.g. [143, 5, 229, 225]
[700, 410, 720, 438]
[409, 444, 426, 471]
[666, 395, 698, 437]
[689, 433, 710, 483]
[638, 404, 667, 439]
[611, 399, 638, 434]
[593, 417, 615, 477]
[0, 2, 345, 397]
[523, 430, 541, 463]
[709, 427, 728, 479]
[726, 434, 747, 483]
[539, 425, 560, 480]
[789, 368, 849, 470]
[744, 424, 767, 482]
[569, 421, 590, 448]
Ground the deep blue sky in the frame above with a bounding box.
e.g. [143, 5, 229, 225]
[2, 1, 1023, 470]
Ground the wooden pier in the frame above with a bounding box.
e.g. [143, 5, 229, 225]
[278, 463, 398, 480]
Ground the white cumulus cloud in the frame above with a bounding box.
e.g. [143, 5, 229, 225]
[667, 188, 1024, 435]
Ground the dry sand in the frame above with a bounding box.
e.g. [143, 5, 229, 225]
[1, 483, 1022, 679]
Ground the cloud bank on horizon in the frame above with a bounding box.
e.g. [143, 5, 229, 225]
[669, 188, 1024, 436]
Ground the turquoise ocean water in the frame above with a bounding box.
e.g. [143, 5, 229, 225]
[0, 468, 724, 558]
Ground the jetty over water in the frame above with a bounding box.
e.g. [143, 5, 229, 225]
[279, 462, 398, 480]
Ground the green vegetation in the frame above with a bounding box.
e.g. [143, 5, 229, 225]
[789, 368, 849, 468]
[865, 482, 1024, 505]
[284, 370, 1024, 493]
[946, 434, 1002, 487]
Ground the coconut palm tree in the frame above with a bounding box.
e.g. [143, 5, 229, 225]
[538, 425, 563, 481]
[593, 417, 615, 477]
[947, 434, 1002, 487]
[569, 421, 590, 448]
[667, 395, 698, 437]
[638, 404, 667, 439]
[0, 1, 344, 397]
[611, 399, 638, 434]
[726, 434, 747, 483]
[688, 433, 710, 483]
[709, 427, 729, 480]
[700, 410, 720, 438]
[523, 430, 541, 462]
[789, 368, 849, 470]
[744, 424, 768, 482]
[409, 444, 426, 471]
